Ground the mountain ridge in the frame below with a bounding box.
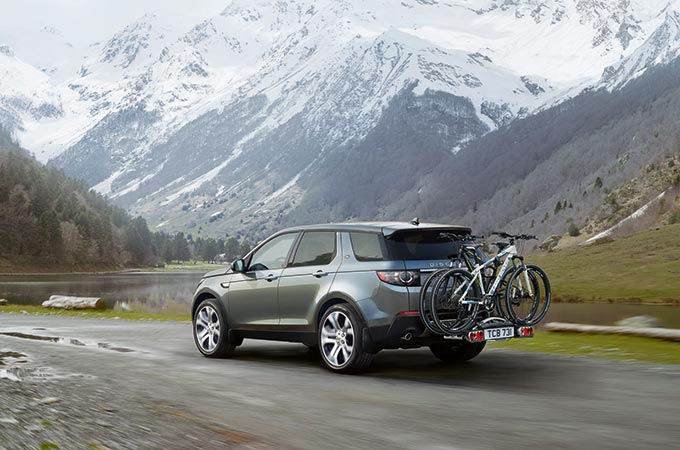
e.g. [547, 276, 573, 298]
[1, 0, 680, 241]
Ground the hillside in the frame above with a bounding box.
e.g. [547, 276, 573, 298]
[2, 1, 680, 241]
[530, 223, 680, 304]
[0, 127, 244, 271]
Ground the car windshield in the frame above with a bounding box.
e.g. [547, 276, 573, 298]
[386, 230, 464, 260]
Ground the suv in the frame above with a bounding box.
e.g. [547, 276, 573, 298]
[192, 221, 486, 373]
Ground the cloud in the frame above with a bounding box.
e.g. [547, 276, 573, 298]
[0, 0, 227, 44]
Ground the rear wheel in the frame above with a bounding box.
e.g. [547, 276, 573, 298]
[429, 341, 486, 363]
[193, 298, 237, 358]
[318, 304, 373, 373]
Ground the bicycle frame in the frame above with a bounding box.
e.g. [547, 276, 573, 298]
[454, 244, 533, 306]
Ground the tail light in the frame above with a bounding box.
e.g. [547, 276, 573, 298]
[518, 326, 534, 337]
[467, 330, 485, 342]
[376, 271, 420, 286]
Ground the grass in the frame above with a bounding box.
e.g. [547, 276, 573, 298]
[529, 223, 680, 304]
[0, 260, 224, 275]
[491, 331, 680, 364]
[0, 305, 190, 322]
[146, 262, 225, 272]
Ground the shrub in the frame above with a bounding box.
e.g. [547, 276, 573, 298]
[669, 208, 680, 225]
[568, 222, 581, 237]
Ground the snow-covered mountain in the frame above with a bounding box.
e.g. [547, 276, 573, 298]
[2, 0, 680, 238]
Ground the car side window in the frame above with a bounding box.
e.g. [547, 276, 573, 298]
[349, 232, 386, 261]
[248, 233, 298, 271]
[290, 232, 336, 267]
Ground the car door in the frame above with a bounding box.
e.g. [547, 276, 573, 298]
[227, 232, 299, 328]
[278, 231, 341, 328]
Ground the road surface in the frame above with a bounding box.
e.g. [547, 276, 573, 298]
[1, 314, 678, 449]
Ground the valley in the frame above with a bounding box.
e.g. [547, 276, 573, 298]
[2, 0, 680, 242]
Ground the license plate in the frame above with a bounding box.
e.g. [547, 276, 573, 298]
[484, 327, 514, 341]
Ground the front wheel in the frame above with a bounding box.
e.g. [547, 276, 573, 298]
[429, 341, 486, 363]
[429, 269, 480, 335]
[318, 304, 373, 373]
[505, 264, 551, 326]
[193, 298, 237, 358]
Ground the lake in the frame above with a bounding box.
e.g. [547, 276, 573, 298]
[1, 272, 679, 327]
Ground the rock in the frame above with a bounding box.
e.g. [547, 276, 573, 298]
[539, 235, 561, 252]
[33, 397, 60, 406]
[42, 295, 106, 310]
[544, 322, 680, 342]
[0, 299, 8, 305]
[0, 417, 19, 425]
[96, 419, 112, 428]
[615, 315, 661, 328]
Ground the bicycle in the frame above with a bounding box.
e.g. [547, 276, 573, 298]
[419, 232, 551, 336]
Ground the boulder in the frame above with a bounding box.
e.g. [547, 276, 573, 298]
[42, 295, 106, 310]
[539, 235, 561, 252]
[0, 299, 8, 306]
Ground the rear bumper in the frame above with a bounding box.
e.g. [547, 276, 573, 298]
[364, 314, 535, 352]
[365, 314, 440, 351]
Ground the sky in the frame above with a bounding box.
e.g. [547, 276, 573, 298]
[0, 0, 228, 45]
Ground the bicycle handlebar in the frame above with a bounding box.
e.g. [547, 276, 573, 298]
[491, 231, 538, 241]
[440, 233, 485, 241]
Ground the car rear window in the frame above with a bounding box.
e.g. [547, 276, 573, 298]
[385, 231, 463, 261]
[349, 232, 386, 261]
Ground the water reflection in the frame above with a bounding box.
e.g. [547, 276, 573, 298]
[1, 272, 679, 327]
[0, 272, 205, 313]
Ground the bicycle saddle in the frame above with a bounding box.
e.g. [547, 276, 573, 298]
[493, 242, 510, 251]
[465, 244, 483, 249]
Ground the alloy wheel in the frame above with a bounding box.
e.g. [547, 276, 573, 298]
[195, 305, 220, 353]
[321, 311, 354, 367]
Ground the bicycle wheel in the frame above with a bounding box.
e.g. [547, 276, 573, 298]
[418, 269, 449, 335]
[429, 269, 480, 335]
[505, 264, 551, 326]
[493, 265, 519, 320]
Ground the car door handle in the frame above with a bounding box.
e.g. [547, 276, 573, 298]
[312, 270, 328, 278]
[265, 274, 278, 282]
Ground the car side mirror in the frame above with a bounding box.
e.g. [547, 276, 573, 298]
[232, 258, 246, 273]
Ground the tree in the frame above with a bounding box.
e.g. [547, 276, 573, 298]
[37, 210, 62, 256]
[554, 201, 562, 214]
[568, 222, 581, 237]
[200, 238, 219, 262]
[238, 239, 253, 257]
[224, 237, 240, 260]
[173, 232, 191, 262]
[124, 217, 153, 265]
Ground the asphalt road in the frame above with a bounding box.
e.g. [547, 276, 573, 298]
[1, 314, 679, 449]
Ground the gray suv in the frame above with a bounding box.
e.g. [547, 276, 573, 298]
[192, 222, 486, 372]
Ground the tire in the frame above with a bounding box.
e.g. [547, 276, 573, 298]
[429, 269, 480, 335]
[493, 265, 518, 320]
[318, 303, 373, 373]
[429, 340, 486, 363]
[505, 264, 551, 326]
[193, 298, 237, 358]
[418, 268, 449, 335]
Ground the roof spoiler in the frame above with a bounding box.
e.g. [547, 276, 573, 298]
[382, 226, 472, 238]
